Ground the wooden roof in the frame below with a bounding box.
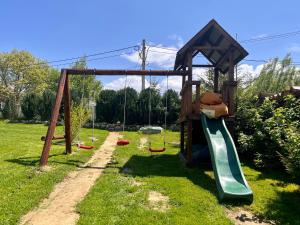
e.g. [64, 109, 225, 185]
[174, 19, 248, 73]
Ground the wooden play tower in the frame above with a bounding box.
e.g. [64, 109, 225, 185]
[175, 19, 248, 165]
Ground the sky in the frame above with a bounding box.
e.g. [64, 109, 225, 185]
[1, 0, 300, 92]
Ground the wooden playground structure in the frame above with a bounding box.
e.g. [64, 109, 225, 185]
[40, 19, 248, 167]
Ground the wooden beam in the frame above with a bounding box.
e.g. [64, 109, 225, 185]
[40, 70, 67, 167]
[192, 64, 214, 68]
[65, 69, 187, 76]
[213, 68, 219, 93]
[215, 46, 233, 69]
[64, 74, 72, 154]
[193, 46, 226, 51]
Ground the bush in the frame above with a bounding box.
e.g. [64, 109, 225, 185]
[69, 105, 91, 143]
[21, 93, 40, 120]
[237, 95, 300, 178]
[38, 90, 55, 121]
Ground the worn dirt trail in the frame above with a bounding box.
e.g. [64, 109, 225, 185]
[20, 132, 120, 225]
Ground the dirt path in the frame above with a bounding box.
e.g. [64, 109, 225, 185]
[226, 208, 276, 225]
[20, 132, 120, 225]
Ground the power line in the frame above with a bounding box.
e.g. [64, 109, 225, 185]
[240, 30, 300, 43]
[20, 45, 139, 69]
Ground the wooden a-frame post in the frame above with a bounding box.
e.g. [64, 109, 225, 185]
[40, 69, 71, 167]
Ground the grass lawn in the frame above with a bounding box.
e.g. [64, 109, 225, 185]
[0, 120, 108, 225]
[1, 121, 299, 225]
[77, 131, 300, 225]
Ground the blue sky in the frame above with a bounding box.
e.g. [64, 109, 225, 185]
[1, 0, 300, 91]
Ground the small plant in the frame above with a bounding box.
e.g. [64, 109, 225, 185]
[69, 104, 91, 143]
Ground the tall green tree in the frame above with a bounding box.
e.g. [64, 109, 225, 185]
[113, 87, 139, 125]
[138, 87, 163, 125]
[69, 57, 102, 105]
[0, 50, 49, 118]
[162, 89, 180, 124]
[241, 54, 300, 99]
[96, 90, 117, 123]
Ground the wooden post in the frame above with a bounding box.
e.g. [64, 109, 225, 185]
[40, 70, 67, 167]
[196, 84, 200, 101]
[228, 51, 235, 115]
[213, 68, 219, 93]
[64, 73, 72, 154]
[186, 50, 193, 163]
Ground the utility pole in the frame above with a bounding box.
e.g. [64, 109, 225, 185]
[141, 39, 146, 90]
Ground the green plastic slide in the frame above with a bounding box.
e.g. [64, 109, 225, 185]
[200, 114, 253, 202]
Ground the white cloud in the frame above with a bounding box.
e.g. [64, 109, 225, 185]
[238, 64, 264, 79]
[288, 44, 300, 53]
[122, 44, 178, 69]
[104, 76, 150, 92]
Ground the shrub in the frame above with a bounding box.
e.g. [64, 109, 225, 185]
[21, 93, 40, 120]
[237, 95, 300, 178]
[69, 104, 91, 143]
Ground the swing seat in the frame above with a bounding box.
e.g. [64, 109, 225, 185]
[77, 144, 94, 150]
[149, 147, 166, 153]
[117, 140, 130, 146]
[139, 126, 163, 134]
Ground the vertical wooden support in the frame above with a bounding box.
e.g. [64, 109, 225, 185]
[64, 73, 72, 154]
[186, 50, 193, 163]
[180, 122, 184, 153]
[213, 68, 219, 93]
[196, 83, 200, 101]
[182, 67, 186, 88]
[180, 67, 186, 156]
[40, 70, 67, 167]
[228, 51, 235, 115]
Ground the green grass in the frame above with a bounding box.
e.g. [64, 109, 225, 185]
[0, 120, 108, 225]
[77, 131, 300, 225]
[77, 131, 233, 225]
[1, 122, 299, 225]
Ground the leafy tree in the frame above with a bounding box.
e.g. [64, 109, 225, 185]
[0, 50, 49, 119]
[38, 90, 56, 121]
[69, 57, 102, 105]
[96, 90, 117, 123]
[162, 89, 180, 124]
[113, 87, 139, 125]
[241, 54, 300, 99]
[21, 93, 40, 120]
[138, 87, 163, 125]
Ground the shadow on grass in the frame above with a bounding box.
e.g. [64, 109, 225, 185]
[264, 189, 300, 224]
[121, 154, 219, 199]
[242, 160, 299, 185]
[5, 154, 85, 167]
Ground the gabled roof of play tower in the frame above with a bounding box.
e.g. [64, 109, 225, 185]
[174, 19, 248, 73]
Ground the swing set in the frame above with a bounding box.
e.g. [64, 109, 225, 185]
[40, 69, 186, 166]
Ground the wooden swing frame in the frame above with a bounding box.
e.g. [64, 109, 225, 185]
[39, 69, 187, 166]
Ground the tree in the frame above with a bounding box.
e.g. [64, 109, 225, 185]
[162, 89, 180, 124]
[69, 57, 102, 105]
[241, 54, 300, 99]
[0, 50, 49, 119]
[96, 90, 117, 123]
[138, 87, 163, 125]
[21, 93, 40, 120]
[38, 90, 56, 121]
[113, 87, 139, 125]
